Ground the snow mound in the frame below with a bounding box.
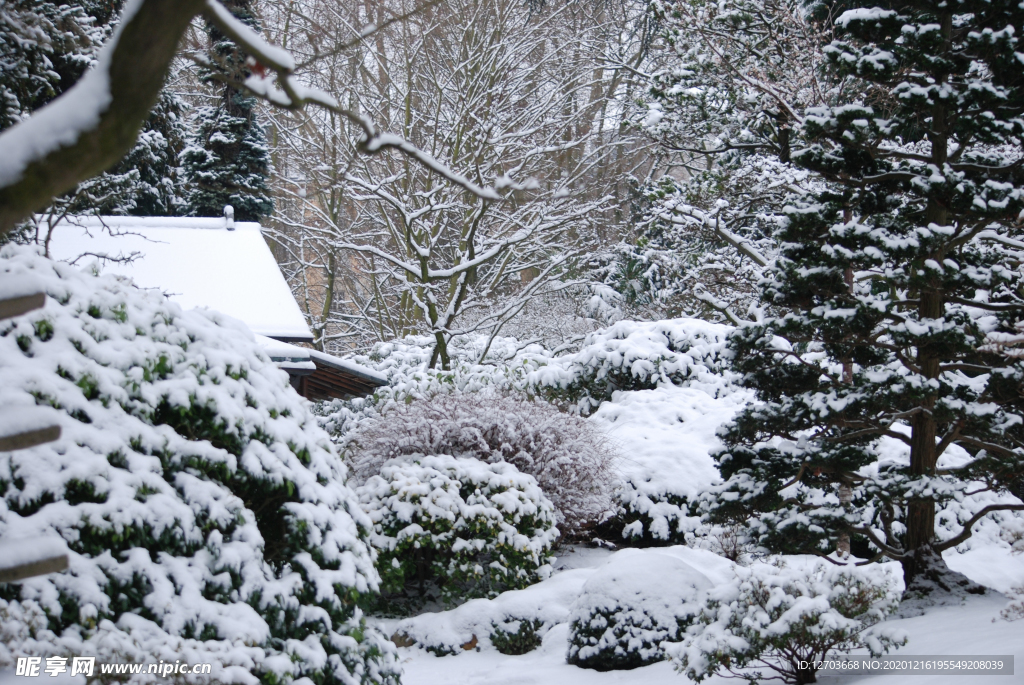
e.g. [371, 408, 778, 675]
[391, 567, 595, 655]
[0, 246, 397, 685]
[565, 548, 712, 670]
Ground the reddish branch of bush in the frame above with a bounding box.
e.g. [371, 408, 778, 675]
[346, 393, 618, 538]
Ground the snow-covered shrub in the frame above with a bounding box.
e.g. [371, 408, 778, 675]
[347, 393, 617, 536]
[526, 318, 732, 415]
[356, 455, 558, 611]
[490, 618, 545, 655]
[1001, 585, 1024, 622]
[0, 247, 397, 684]
[566, 549, 712, 670]
[669, 561, 906, 684]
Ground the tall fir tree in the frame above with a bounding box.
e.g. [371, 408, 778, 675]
[181, 0, 273, 221]
[700, 0, 1024, 596]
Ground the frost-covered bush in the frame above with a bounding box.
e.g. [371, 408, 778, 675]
[669, 561, 906, 684]
[526, 318, 732, 415]
[566, 549, 712, 671]
[347, 394, 616, 535]
[0, 246, 397, 685]
[356, 455, 558, 611]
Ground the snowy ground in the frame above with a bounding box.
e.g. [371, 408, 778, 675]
[389, 585, 1024, 685]
[383, 377, 1024, 685]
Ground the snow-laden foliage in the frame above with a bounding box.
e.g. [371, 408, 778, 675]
[525, 318, 733, 415]
[355, 455, 558, 612]
[346, 393, 616, 536]
[323, 318, 733, 421]
[669, 561, 906, 684]
[566, 549, 711, 671]
[595, 163, 785, 324]
[181, 0, 272, 221]
[0, 1, 104, 133]
[0, 246, 398, 685]
[702, 0, 1024, 596]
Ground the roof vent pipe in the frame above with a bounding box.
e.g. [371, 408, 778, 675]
[224, 204, 235, 231]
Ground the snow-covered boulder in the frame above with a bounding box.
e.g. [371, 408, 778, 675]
[356, 455, 558, 611]
[392, 566, 594, 655]
[0, 246, 397, 685]
[565, 548, 712, 670]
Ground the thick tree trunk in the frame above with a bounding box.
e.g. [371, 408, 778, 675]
[901, 10, 958, 594]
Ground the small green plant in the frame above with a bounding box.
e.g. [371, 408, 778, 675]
[491, 619, 545, 655]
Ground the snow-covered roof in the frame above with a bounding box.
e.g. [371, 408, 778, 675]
[46, 216, 313, 342]
[254, 335, 387, 387]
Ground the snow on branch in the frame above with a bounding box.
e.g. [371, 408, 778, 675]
[0, 0, 206, 235]
[665, 204, 771, 268]
[202, 0, 502, 201]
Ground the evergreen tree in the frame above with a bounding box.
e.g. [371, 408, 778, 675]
[700, 0, 1024, 595]
[107, 90, 188, 216]
[181, 0, 273, 221]
[0, 1, 102, 132]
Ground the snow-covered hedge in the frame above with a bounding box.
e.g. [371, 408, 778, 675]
[669, 561, 906, 684]
[0, 247, 397, 685]
[323, 317, 732, 426]
[566, 549, 712, 670]
[526, 318, 732, 415]
[356, 455, 558, 611]
[347, 394, 616, 536]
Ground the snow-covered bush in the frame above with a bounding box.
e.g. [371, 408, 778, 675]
[1001, 585, 1024, 622]
[0, 247, 397, 684]
[669, 561, 906, 684]
[526, 318, 732, 415]
[566, 549, 712, 670]
[489, 618, 545, 655]
[356, 455, 558, 611]
[347, 393, 616, 536]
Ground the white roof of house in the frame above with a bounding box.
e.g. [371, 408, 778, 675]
[46, 216, 313, 342]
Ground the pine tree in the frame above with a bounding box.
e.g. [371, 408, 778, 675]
[700, 0, 1024, 596]
[181, 0, 273, 221]
[108, 90, 188, 216]
[0, 1, 101, 132]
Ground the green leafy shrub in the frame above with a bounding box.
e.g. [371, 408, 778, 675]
[490, 618, 545, 655]
[566, 549, 711, 671]
[0, 246, 397, 684]
[356, 455, 558, 612]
